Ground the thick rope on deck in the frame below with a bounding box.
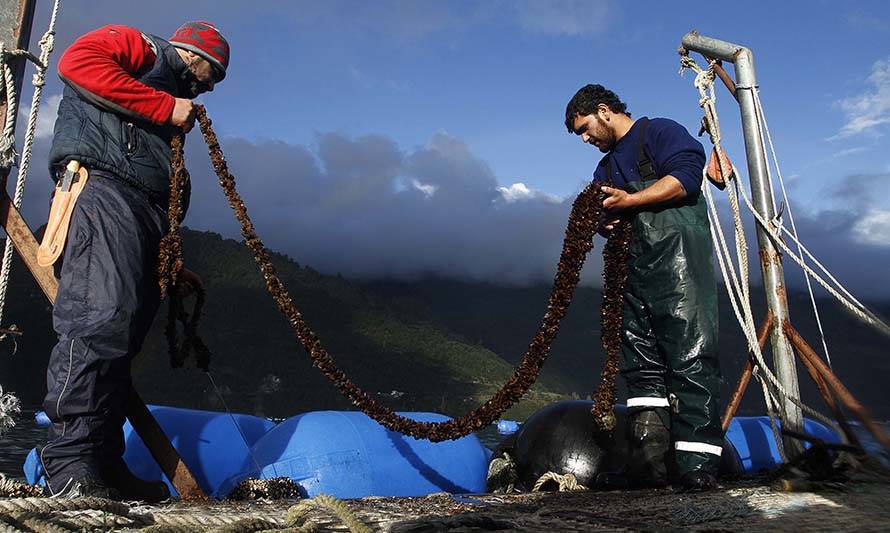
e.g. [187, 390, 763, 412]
[286, 494, 370, 533]
[531, 472, 587, 492]
[0, 496, 130, 516]
[175, 105, 625, 442]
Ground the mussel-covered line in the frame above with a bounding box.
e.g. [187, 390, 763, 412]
[591, 217, 632, 428]
[165, 105, 627, 441]
[159, 135, 211, 371]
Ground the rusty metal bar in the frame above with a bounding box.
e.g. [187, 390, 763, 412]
[791, 332, 862, 448]
[722, 312, 773, 431]
[783, 320, 890, 454]
[703, 56, 738, 101]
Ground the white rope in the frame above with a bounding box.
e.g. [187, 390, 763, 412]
[0, 43, 19, 168]
[734, 174, 890, 338]
[0, 0, 62, 339]
[750, 87, 833, 368]
[683, 56, 839, 449]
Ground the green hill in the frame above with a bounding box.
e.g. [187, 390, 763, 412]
[0, 228, 569, 420]
[1, 227, 887, 423]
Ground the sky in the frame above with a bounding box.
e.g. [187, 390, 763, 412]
[10, 0, 890, 298]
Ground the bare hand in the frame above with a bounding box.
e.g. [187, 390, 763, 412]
[597, 216, 621, 238]
[176, 268, 203, 298]
[601, 186, 638, 211]
[170, 98, 196, 133]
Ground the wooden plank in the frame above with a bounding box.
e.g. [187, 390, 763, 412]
[0, 188, 58, 299]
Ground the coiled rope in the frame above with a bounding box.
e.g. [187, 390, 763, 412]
[159, 105, 629, 441]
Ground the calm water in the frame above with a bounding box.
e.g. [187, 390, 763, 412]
[1, 407, 43, 479]
[3, 407, 887, 480]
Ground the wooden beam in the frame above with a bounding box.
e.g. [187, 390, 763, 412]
[0, 189, 58, 298]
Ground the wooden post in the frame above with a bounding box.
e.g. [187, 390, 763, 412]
[783, 320, 890, 454]
[721, 312, 773, 431]
[0, 1, 207, 500]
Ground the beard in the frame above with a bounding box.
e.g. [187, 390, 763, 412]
[595, 115, 616, 152]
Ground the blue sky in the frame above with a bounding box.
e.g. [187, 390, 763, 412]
[15, 0, 890, 295]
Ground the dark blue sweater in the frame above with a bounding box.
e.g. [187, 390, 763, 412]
[592, 117, 705, 195]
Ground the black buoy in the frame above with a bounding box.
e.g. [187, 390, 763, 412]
[492, 400, 741, 491]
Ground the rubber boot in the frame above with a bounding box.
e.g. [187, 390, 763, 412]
[626, 408, 670, 488]
[676, 470, 718, 492]
[51, 475, 121, 500]
[102, 460, 171, 503]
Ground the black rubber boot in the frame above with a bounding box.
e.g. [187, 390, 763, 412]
[675, 471, 718, 492]
[626, 408, 670, 488]
[102, 460, 171, 503]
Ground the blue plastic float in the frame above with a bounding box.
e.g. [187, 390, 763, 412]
[24, 405, 840, 498]
[25, 405, 275, 498]
[727, 415, 840, 472]
[218, 411, 491, 498]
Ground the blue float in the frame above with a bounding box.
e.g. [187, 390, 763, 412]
[23, 406, 841, 499]
[727, 416, 839, 473]
[24, 405, 275, 498]
[217, 411, 491, 499]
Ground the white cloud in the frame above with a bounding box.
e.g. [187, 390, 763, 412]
[833, 57, 890, 138]
[411, 179, 438, 197]
[18, 93, 61, 141]
[497, 182, 562, 203]
[853, 209, 890, 246]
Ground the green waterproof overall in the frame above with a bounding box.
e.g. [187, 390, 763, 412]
[611, 120, 723, 478]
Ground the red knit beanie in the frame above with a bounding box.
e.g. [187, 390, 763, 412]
[169, 21, 230, 81]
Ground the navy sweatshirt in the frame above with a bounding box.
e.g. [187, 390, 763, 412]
[592, 117, 706, 195]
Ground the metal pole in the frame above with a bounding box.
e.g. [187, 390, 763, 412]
[680, 30, 804, 456]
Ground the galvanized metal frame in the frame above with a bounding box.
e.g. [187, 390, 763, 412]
[681, 30, 804, 455]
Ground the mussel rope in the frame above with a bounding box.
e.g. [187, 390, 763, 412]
[159, 105, 632, 441]
[159, 135, 211, 371]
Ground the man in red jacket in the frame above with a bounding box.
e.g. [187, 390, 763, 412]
[39, 21, 229, 501]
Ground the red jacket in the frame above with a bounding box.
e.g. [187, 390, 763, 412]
[58, 25, 176, 125]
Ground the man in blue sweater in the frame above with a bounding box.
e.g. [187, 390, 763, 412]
[565, 84, 722, 491]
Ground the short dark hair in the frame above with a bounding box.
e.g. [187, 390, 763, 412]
[564, 84, 630, 132]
